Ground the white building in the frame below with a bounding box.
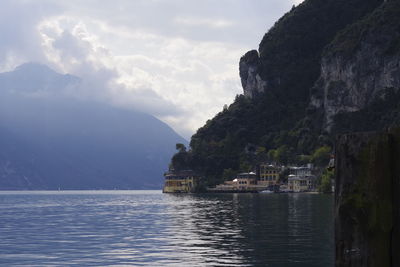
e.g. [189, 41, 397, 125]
[288, 166, 316, 192]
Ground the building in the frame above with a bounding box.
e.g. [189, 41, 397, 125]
[232, 172, 258, 190]
[288, 166, 316, 192]
[258, 164, 280, 187]
[163, 170, 201, 193]
[210, 172, 261, 192]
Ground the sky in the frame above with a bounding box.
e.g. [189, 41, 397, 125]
[0, 0, 304, 139]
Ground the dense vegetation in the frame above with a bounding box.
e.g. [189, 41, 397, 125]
[325, 0, 400, 59]
[169, 0, 392, 186]
[334, 88, 400, 134]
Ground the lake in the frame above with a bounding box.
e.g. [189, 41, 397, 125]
[0, 191, 333, 266]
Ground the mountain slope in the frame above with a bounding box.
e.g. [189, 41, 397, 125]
[0, 63, 186, 189]
[169, 0, 398, 186]
[309, 0, 400, 135]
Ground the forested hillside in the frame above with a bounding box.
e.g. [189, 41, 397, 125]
[169, 0, 400, 186]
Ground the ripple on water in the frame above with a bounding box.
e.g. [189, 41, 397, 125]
[0, 191, 333, 267]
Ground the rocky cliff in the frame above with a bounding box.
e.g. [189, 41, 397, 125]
[335, 129, 400, 266]
[239, 0, 383, 104]
[169, 0, 399, 185]
[239, 50, 265, 98]
[309, 1, 400, 133]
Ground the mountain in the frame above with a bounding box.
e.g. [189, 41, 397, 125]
[168, 0, 400, 186]
[309, 0, 400, 134]
[0, 63, 187, 190]
[0, 63, 81, 95]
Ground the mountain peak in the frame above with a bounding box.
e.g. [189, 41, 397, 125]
[15, 62, 57, 74]
[12, 62, 80, 82]
[0, 62, 80, 93]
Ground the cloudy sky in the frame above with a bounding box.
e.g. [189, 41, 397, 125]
[1, 0, 303, 139]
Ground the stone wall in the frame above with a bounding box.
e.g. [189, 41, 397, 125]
[335, 129, 400, 266]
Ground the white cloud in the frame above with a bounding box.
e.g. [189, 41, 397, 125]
[34, 14, 246, 138]
[1, 0, 299, 139]
[173, 16, 234, 28]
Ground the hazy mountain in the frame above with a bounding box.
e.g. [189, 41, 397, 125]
[0, 63, 187, 189]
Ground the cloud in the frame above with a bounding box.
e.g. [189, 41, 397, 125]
[34, 14, 245, 138]
[173, 16, 234, 28]
[0, 0, 300, 139]
[0, 0, 60, 71]
[38, 16, 184, 118]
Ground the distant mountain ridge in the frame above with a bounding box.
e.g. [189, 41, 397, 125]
[0, 63, 186, 189]
[0, 63, 80, 94]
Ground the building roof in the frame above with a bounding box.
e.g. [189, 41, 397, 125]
[288, 174, 316, 181]
[164, 169, 200, 178]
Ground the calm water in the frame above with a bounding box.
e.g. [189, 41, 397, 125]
[0, 191, 333, 266]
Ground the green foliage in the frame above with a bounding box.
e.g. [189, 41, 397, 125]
[325, 0, 400, 59]
[167, 0, 384, 186]
[255, 146, 268, 162]
[170, 151, 190, 171]
[267, 145, 296, 165]
[319, 169, 334, 193]
[298, 154, 312, 165]
[258, 0, 382, 103]
[311, 146, 332, 167]
[239, 161, 252, 173]
[175, 143, 187, 153]
[222, 168, 237, 181]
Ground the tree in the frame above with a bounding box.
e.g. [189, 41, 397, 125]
[256, 146, 268, 162]
[274, 145, 292, 165]
[298, 154, 312, 165]
[267, 149, 277, 162]
[170, 151, 190, 171]
[239, 161, 252, 173]
[319, 169, 334, 193]
[175, 143, 187, 153]
[311, 146, 331, 167]
[222, 168, 236, 181]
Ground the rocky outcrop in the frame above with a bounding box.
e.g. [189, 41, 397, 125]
[310, 1, 400, 132]
[239, 50, 266, 98]
[183, 0, 389, 182]
[239, 0, 383, 102]
[335, 129, 400, 266]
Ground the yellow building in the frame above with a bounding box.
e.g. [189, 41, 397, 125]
[210, 172, 261, 192]
[163, 170, 201, 193]
[231, 172, 258, 190]
[258, 164, 280, 187]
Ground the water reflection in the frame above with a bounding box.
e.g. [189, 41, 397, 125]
[165, 193, 333, 267]
[0, 191, 333, 266]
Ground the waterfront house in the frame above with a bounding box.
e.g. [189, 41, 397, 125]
[258, 164, 280, 187]
[232, 172, 258, 189]
[211, 172, 260, 192]
[287, 166, 316, 192]
[163, 170, 201, 193]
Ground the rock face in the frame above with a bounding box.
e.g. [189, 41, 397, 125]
[181, 0, 388, 183]
[310, 1, 400, 132]
[335, 129, 400, 266]
[239, 50, 266, 98]
[238, 0, 383, 103]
